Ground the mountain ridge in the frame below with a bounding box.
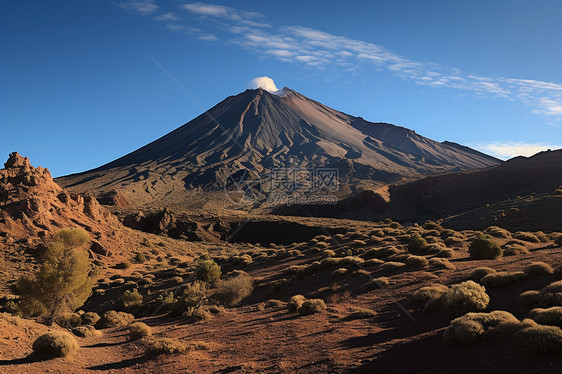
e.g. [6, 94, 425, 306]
[56, 87, 500, 208]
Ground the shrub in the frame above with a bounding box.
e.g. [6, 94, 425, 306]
[361, 277, 390, 292]
[444, 281, 490, 313]
[54, 313, 82, 328]
[405, 255, 429, 268]
[331, 268, 348, 276]
[429, 257, 455, 270]
[530, 307, 562, 328]
[469, 233, 502, 259]
[133, 252, 146, 264]
[115, 261, 131, 269]
[143, 338, 191, 355]
[298, 299, 327, 315]
[381, 262, 406, 272]
[81, 312, 100, 325]
[520, 290, 540, 307]
[469, 267, 497, 282]
[503, 244, 530, 256]
[525, 262, 554, 276]
[444, 311, 521, 344]
[117, 289, 143, 310]
[15, 228, 96, 320]
[515, 322, 562, 358]
[537, 280, 562, 307]
[195, 260, 221, 283]
[513, 231, 540, 243]
[287, 295, 306, 312]
[480, 271, 526, 288]
[128, 322, 152, 339]
[183, 306, 211, 323]
[215, 275, 253, 306]
[96, 310, 134, 328]
[344, 308, 376, 320]
[434, 248, 455, 258]
[72, 325, 101, 338]
[411, 284, 449, 312]
[173, 281, 207, 312]
[33, 331, 79, 358]
[407, 233, 428, 254]
[484, 226, 511, 238]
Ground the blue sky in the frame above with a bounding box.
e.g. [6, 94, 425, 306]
[1, 0, 561, 176]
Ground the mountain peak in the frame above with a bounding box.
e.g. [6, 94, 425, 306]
[56, 87, 501, 206]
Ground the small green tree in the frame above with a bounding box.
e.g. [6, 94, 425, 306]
[15, 228, 97, 322]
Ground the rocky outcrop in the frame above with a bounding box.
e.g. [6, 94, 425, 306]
[122, 208, 226, 242]
[0, 152, 120, 249]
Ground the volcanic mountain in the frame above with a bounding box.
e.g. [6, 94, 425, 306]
[57, 87, 500, 208]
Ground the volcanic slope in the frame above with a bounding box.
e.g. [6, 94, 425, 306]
[56, 88, 500, 209]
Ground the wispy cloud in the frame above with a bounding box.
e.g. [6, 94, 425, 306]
[474, 141, 562, 159]
[175, 2, 562, 123]
[198, 34, 218, 41]
[118, 0, 158, 15]
[155, 12, 179, 21]
[181, 2, 270, 28]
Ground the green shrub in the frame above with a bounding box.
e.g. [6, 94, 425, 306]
[480, 271, 526, 288]
[215, 275, 253, 306]
[15, 228, 95, 319]
[128, 322, 152, 339]
[96, 310, 134, 328]
[117, 289, 143, 309]
[515, 322, 562, 358]
[444, 281, 490, 313]
[525, 262, 554, 276]
[33, 331, 79, 358]
[530, 307, 562, 328]
[469, 233, 502, 259]
[298, 299, 327, 315]
[195, 260, 221, 283]
[408, 233, 428, 254]
[444, 310, 521, 344]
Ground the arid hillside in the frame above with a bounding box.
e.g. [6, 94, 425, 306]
[276, 149, 562, 231]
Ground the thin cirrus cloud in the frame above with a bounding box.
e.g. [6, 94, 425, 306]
[118, 0, 158, 15]
[117, 1, 562, 124]
[474, 141, 562, 159]
[155, 12, 179, 21]
[175, 2, 562, 123]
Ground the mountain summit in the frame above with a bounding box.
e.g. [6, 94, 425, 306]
[56, 87, 500, 207]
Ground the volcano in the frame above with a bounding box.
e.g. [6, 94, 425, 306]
[56, 87, 500, 208]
